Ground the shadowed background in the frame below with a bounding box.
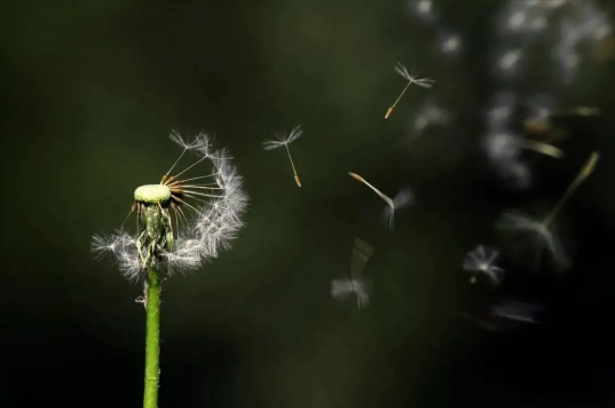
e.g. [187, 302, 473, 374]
[2, 0, 615, 406]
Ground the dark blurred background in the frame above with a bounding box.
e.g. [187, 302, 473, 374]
[2, 0, 615, 406]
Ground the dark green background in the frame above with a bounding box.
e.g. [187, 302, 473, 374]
[2, 0, 615, 406]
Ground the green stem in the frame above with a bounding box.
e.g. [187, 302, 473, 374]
[143, 268, 161, 408]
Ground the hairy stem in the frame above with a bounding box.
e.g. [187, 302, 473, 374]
[143, 268, 161, 408]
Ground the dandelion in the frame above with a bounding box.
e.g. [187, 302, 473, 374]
[262, 125, 303, 187]
[331, 238, 374, 310]
[348, 172, 414, 230]
[497, 151, 599, 271]
[91, 131, 248, 408]
[463, 244, 506, 286]
[385, 63, 434, 119]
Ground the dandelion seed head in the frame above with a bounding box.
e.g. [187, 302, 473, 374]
[92, 131, 249, 281]
[134, 184, 172, 204]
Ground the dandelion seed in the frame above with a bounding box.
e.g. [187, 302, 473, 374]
[544, 151, 598, 226]
[485, 98, 566, 185]
[456, 299, 543, 331]
[348, 172, 414, 230]
[490, 298, 544, 324]
[456, 312, 499, 331]
[439, 33, 462, 55]
[417, 0, 432, 16]
[487, 92, 516, 127]
[508, 11, 527, 29]
[331, 238, 374, 310]
[382, 188, 414, 230]
[497, 151, 599, 270]
[484, 129, 563, 191]
[486, 131, 564, 161]
[524, 102, 600, 139]
[463, 245, 505, 286]
[262, 125, 303, 187]
[523, 96, 556, 138]
[385, 63, 434, 119]
[497, 210, 570, 269]
[499, 49, 522, 72]
[519, 139, 564, 158]
[570, 106, 601, 116]
[524, 116, 567, 142]
[351, 238, 374, 279]
[331, 278, 371, 309]
[547, 106, 601, 118]
[412, 100, 451, 134]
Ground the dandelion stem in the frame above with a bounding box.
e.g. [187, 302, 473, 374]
[143, 268, 162, 408]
